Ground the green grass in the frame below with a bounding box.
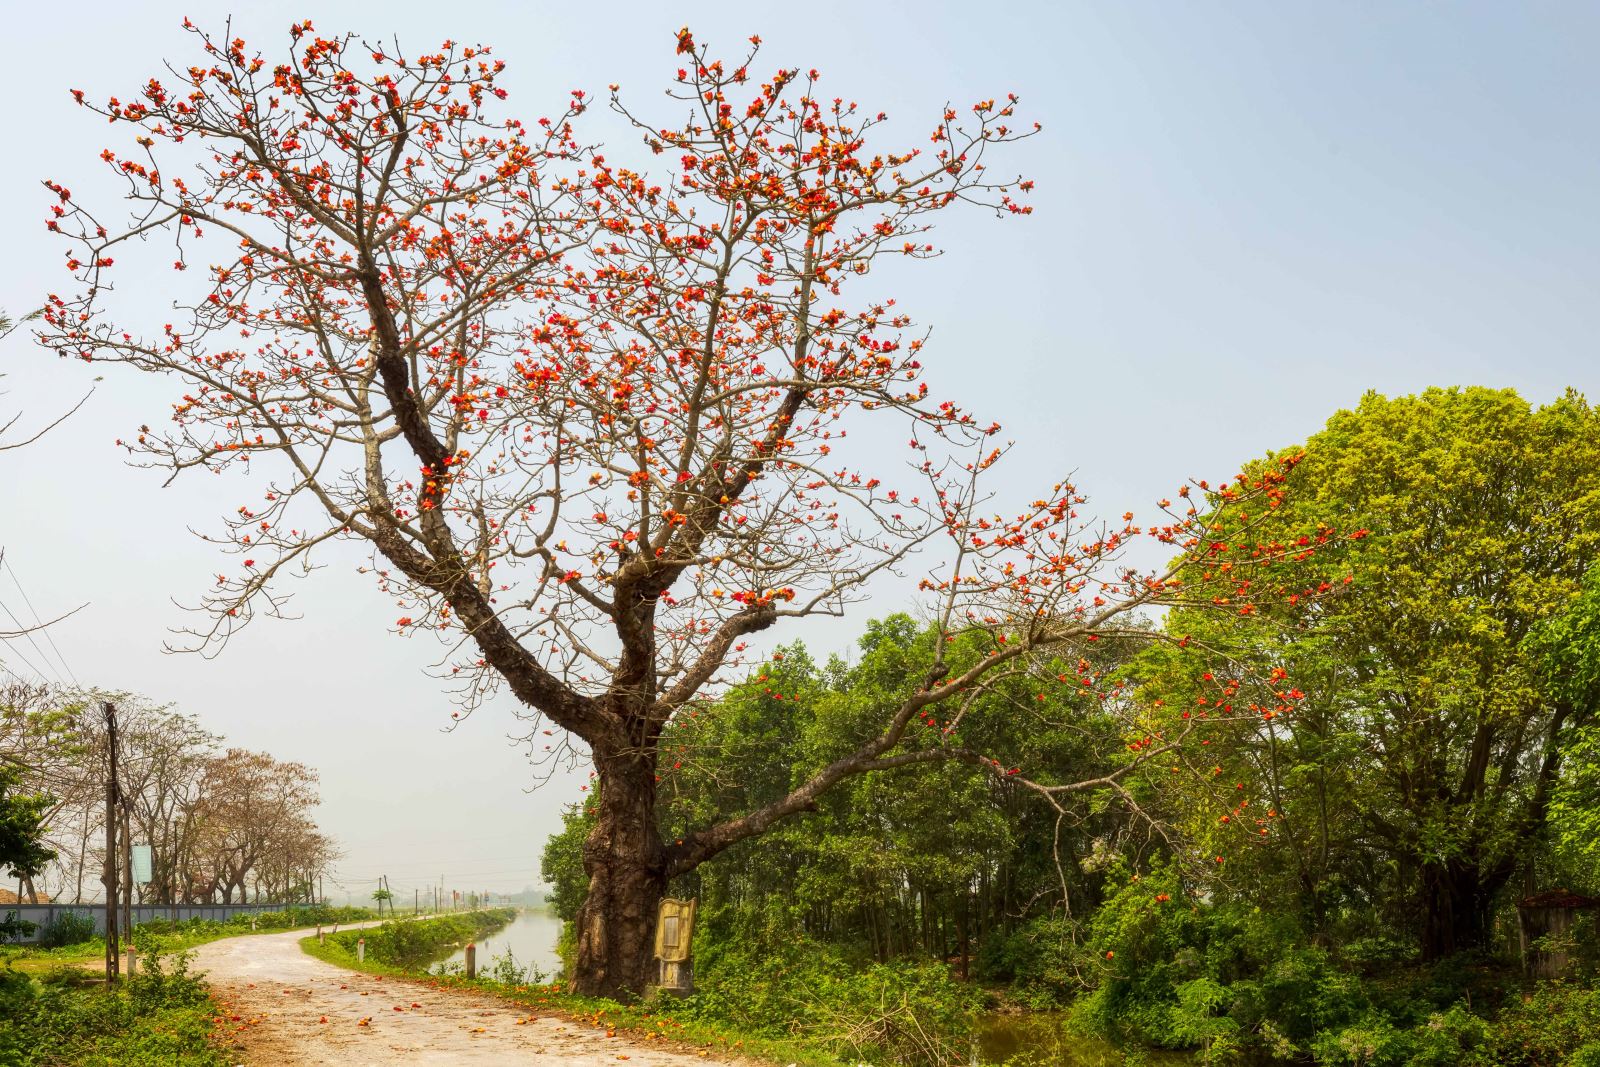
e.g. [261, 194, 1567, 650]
[0, 951, 227, 1066]
[1, 904, 379, 975]
[476, 980, 840, 1067]
[3, 940, 105, 976]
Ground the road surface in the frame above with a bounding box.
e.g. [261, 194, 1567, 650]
[190, 925, 748, 1066]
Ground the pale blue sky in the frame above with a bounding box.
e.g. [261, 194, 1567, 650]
[1, 2, 1595, 898]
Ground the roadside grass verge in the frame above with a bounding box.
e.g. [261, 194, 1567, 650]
[0, 951, 226, 1066]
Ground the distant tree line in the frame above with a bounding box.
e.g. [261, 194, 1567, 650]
[0, 687, 333, 905]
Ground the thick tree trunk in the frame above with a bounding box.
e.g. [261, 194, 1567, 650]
[1419, 859, 1491, 960]
[571, 754, 667, 998]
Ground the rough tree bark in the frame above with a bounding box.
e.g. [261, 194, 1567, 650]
[573, 752, 669, 996]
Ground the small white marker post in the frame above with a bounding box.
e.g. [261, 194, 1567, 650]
[317, 924, 324, 944]
[465, 942, 477, 980]
[357, 937, 365, 963]
[126, 947, 137, 976]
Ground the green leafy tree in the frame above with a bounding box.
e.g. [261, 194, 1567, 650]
[1150, 387, 1600, 958]
[1529, 565, 1600, 883]
[545, 616, 1159, 990]
[0, 765, 55, 906]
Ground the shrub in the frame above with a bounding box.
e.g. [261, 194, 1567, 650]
[36, 910, 97, 948]
[325, 908, 515, 971]
[1479, 982, 1600, 1066]
[1569, 1041, 1600, 1067]
[680, 936, 981, 1065]
[0, 910, 35, 942]
[974, 913, 1076, 1007]
[0, 951, 224, 1066]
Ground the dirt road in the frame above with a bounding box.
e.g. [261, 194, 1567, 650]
[191, 926, 748, 1066]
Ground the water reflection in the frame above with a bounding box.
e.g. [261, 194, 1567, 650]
[438, 908, 563, 981]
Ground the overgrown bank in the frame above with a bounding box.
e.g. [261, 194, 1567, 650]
[304, 908, 517, 974]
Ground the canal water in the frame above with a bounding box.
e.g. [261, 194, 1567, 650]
[439, 907, 564, 981]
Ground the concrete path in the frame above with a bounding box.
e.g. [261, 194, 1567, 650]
[190, 925, 746, 1066]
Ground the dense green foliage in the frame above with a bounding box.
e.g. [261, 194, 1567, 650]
[33, 911, 95, 949]
[542, 617, 1165, 1062]
[533, 387, 1600, 1065]
[0, 766, 53, 882]
[0, 953, 224, 1067]
[1144, 387, 1600, 960]
[0, 766, 54, 939]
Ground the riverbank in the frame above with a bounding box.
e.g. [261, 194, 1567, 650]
[303, 908, 518, 977]
[437, 906, 563, 978]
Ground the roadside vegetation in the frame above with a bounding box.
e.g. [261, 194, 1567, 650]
[532, 390, 1600, 1065]
[0, 952, 224, 1067]
[302, 908, 516, 975]
[1, 904, 376, 976]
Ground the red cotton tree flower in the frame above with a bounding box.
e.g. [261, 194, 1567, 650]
[41, 20, 1343, 995]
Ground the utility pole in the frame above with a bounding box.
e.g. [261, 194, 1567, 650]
[100, 702, 120, 986]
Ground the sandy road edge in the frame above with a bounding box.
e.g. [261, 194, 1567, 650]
[189, 918, 759, 1066]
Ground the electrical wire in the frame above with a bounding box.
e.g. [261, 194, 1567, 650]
[0, 599, 59, 686]
[0, 554, 80, 686]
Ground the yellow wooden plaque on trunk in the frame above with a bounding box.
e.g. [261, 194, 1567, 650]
[654, 897, 697, 963]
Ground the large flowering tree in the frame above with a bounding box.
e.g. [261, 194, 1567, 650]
[42, 21, 1339, 994]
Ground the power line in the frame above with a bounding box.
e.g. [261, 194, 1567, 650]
[0, 554, 80, 686]
[0, 596, 60, 686]
[332, 865, 543, 881]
